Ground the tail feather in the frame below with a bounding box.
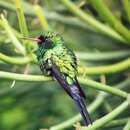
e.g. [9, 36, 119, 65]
[70, 85, 92, 126]
[51, 64, 92, 126]
[74, 95, 92, 126]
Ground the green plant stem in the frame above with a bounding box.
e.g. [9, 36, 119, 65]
[0, 1, 15, 11]
[78, 77, 128, 99]
[15, 0, 31, 54]
[123, 118, 130, 130]
[1, 50, 130, 65]
[79, 57, 130, 75]
[123, 0, 130, 23]
[0, 71, 128, 99]
[81, 100, 129, 130]
[33, 4, 49, 31]
[0, 53, 130, 75]
[0, 0, 129, 44]
[76, 50, 130, 61]
[15, 0, 29, 37]
[0, 1, 97, 32]
[0, 15, 26, 55]
[115, 77, 130, 89]
[105, 118, 129, 128]
[59, 0, 126, 43]
[0, 71, 51, 82]
[0, 53, 34, 65]
[89, 0, 130, 43]
[50, 92, 105, 130]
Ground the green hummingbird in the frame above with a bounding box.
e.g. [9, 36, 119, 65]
[24, 32, 92, 126]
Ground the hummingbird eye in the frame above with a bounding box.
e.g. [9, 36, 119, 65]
[37, 35, 46, 44]
[44, 39, 53, 49]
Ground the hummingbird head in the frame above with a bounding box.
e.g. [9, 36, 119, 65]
[37, 32, 63, 49]
[21, 32, 63, 49]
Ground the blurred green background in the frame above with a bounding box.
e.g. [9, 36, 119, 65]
[0, 0, 130, 130]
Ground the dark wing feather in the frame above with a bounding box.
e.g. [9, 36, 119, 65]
[51, 62, 73, 98]
[50, 57, 86, 99]
[66, 47, 86, 99]
[50, 60, 92, 126]
[75, 78, 86, 99]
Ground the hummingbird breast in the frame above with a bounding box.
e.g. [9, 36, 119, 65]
[37, 44, 77, 81]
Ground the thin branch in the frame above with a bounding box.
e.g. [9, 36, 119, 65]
[89, 0, 130, 43]
[0, 14, 26, 55]
[76, 50, 130, 61]
[0, 71, 51, 82]
[15, 0, 30, 54]
[33, 4, 49, 31]
[0, 1, 93, 31]
[123, 118, 130, 130]
[0, 53, 34, 65]
[0, 71, 128, 99]
[123, 0, 130, 23]
[15, 0, 29, 37]
[81, 100, 129, 130]
[59, 0, 126, 43]
[79, 57, 130, 75]
[78, 77, 128, 99]
[0, 52, 130, 75]
[105, 118, 129, 128]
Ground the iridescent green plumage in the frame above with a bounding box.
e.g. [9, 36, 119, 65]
[36, 32, 92, 126]
[37, 32, 77, 84]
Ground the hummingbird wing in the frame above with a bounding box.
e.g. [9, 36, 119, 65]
[75, 77, 86, 99]
[60, 46, 86, 99]
[50, 61, 92, 126]
[51, 62, 73, 98]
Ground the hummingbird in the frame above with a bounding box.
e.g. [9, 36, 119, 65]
[23, 32, 92, 126]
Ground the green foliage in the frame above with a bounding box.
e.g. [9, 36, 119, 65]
[0, 0, 130, 130]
